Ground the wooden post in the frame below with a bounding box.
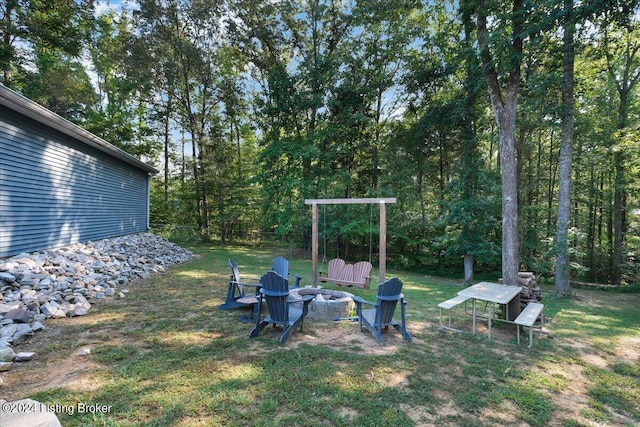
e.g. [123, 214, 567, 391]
[379, 200, 386, 285]
[304, 198, 396, 289]
[311, 202, 318, 287]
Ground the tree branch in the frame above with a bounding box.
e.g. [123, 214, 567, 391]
[475, 0, 504, 110]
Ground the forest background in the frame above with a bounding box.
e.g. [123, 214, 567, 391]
[2, 0, 639, 288]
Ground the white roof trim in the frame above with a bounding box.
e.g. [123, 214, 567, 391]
[0, 84, 157, 174]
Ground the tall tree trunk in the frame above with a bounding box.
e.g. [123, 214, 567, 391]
[417, 168, 426, 234]
[612, 149, 625, 285]
[181, 131, 186, 185]
[2, 1, 15, 86]
[547, 128, 556, 236]
[603, 18, 640, 283]
[495, 102, 520, 287]
[587, 166, 597, 281]
[460, 0, 481, 284]
[189, 120, 203, 236]
[612, 92, 629, 285]
[163, 93, 172, 203]
[464, 254, 474, 284]
[476, 0, 523, 286]
[555, 0, 575, 297]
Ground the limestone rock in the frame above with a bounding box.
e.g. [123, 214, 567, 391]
[0, 347, 15, 362]
[0, 272, 16, 283]
[3, 308, 30, 323]
[0, 233, 192, 355]
[72, 300, 91, 316]
[14, 352, 35, 362]
[8, 324, 33, 345]
[0, 324, 18, 340]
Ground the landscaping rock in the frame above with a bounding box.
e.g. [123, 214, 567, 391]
[0, 347, 15, 362]
[0, 324, 18, 340]
[30, 321, 45, 332]
[3, 308, 30, 323]
[5, 324, 33, 345]
[0, 232, 192, 363]
[0, 303, 19, 315]
[0, 272, 16, 283]
[14, 352, 35, 362]
[72, 299, 92, 316]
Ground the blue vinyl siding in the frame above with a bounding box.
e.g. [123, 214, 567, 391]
[0, 105, 150, 257]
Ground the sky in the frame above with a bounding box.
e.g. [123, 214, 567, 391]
[95, 0, 135, 15]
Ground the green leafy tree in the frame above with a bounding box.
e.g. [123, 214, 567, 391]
[135, 0, 225, 237]
[1, 0, 94, 87]
[474, 0, 527, 285]
[86, 10, 157, 156]
[230, 0, 364, 244]
[447, 0, 501, 282]
[599, 10, 640, 285]
[19, 48, 97, 121]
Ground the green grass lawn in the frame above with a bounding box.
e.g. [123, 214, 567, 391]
[4, 243, 639, 426]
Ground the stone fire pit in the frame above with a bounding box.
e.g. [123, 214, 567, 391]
[289, 287, 355, 320]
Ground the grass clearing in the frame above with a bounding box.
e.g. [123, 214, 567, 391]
[2, 243, 639, 426]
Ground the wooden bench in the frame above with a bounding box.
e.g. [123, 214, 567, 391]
[319, 258, 372, 289]
[438, 295, 471, 332]
[514, 302, 545, 348]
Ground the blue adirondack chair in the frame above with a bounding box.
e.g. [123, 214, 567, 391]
[249, 271, 314, 345]
[219, 259, 260, 311]
[272, 256, 303, 288]
[351, 277, 412, 345]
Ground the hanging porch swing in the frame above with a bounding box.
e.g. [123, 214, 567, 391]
[304, 198, 396, 289]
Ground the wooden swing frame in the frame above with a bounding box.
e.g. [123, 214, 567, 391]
[304, 198, 396, 287]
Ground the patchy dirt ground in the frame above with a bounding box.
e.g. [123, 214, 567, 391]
[0, 300, 412, 400]
[1, 313, 111, 400]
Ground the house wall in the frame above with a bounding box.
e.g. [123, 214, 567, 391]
[0, 104, 150, 257]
